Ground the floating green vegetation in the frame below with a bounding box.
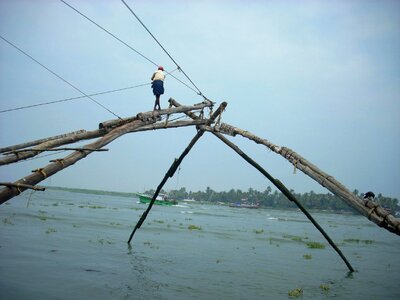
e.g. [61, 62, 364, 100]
[46, 228, 57, 234]
[153, 219, 165, 224]
[288, 287, 303, 298]
[73, 224, 81, 228]
[188, 224, 202, 230]
[344, 238, 374, 244]
[303, 254, 312, 260]
[52, 203, 59, 207]
[320, 284, 330, 292]
[254, 229, 264, 234]
[39, 216, 47, 221]
[306, 241, 325, 249]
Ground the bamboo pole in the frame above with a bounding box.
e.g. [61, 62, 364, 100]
[3, 148, 109, 154]
[0, 130, 87, 153]
[203, 126, 354, 272]
[0, 102, 213, 166]
[0, 129, 104, 166]
[0, 118, 211, 204]
[0, 182, 45, 191]
[127, 102, 227, 243]
[168, 99, 400, 235]
[218, 125, 400, 234]
[99, 101, 212, 129]
[0, 117, 156, 204]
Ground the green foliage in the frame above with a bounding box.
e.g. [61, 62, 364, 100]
[303, 254, 312, 259]
[306, 241, 325, 249]
[188, 224, 202, 230]
[254, 229, 264, 234]
[320, 284, 330, 292]
[288, 288, 303, 298]
[154, 186, 398, 213]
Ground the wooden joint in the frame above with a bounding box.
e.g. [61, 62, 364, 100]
[50, 159, 65, 167]
[32, 168, 47, 178]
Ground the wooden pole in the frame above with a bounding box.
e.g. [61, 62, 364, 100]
[3, 148, 109, 154]
[127, 102, 227, 244]
[0, 130, 87, 153]
[168, 98, 400, 236]
[218, 124, 400, 235]
[0, 117, 156, 204]
[0, 102, 214, 166]
[204, 126, 355, 272]
[0, 129, 104, 166]
[0, 182, 45, 192]
[0, 118, 210, 204]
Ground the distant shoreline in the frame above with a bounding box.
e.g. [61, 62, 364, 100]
[43, 186, 368, 215]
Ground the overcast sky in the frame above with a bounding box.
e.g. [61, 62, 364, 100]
[0, 0, 399, 199]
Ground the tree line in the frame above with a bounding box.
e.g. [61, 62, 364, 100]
[145, 186, 399, 214]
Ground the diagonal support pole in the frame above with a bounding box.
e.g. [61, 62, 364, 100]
[127, 102, 227, 244]
[206, 127, 355, 273]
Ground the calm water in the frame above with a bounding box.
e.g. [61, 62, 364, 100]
[0, 189, 399, 299]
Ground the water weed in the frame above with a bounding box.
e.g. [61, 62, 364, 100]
[306, 241, 325, 249]
[188, 224, 202, 230]
[288, 287, 303, 298]
[320, 283, 330, 293]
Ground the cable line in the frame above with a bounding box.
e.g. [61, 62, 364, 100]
[0, 34, 122, 119]
[0, 82, 151, 114]
[59, 0, 158, 68]
[120, 0, 207, 99]
[60, 0, 201, 96]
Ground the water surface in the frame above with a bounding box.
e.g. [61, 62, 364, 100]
[0, 190, 399, 299]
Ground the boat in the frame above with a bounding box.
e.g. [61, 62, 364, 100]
[229, 202, 260, 209]
[135, 193, 177, 206]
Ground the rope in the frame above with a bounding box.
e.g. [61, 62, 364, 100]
[0, 82, 151, 114]
[120, 0, 208, 99]
[0, 34, 122, 119]
[60, 0, 200, 96]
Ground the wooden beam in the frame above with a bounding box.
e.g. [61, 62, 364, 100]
[3, 148, 109, 154]
[0, 182, 45, 192]
[0, 129, 104, 166]
[0, 102, 214, 166]
[0, 118, 211, 204]
[0, 130, 87, 153]
[169, 99, 400, 236]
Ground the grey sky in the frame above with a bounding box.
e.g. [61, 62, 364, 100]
[0, 0, 399, 199]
